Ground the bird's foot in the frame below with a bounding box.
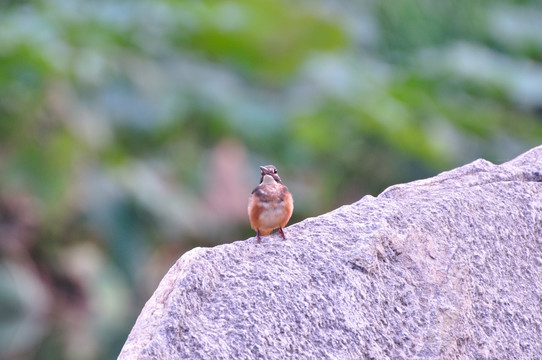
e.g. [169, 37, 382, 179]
[278, 228, 286, 240]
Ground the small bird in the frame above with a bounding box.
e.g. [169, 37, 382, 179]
[248, 165, 294, 243]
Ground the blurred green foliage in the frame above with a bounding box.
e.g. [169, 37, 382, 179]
[1, 0, 541, 359]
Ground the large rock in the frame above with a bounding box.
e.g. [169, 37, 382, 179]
[119, 146, 542, 359]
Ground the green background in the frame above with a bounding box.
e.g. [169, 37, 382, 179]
[1, 0, 541, 359]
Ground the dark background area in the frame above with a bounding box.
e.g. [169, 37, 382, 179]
[1, 0, 541, 359]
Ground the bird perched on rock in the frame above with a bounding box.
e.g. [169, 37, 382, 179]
[248, 165, 294, 243]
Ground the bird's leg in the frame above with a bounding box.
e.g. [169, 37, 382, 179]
[257, 230, 261, 243]
[278, 227, 286, 240]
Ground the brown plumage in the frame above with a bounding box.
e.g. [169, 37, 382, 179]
[248, 165, 294, 242]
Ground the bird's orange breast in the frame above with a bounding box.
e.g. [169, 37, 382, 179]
[248, 183, 293, 234]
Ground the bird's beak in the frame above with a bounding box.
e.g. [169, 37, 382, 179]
[259, 166, 269, 174]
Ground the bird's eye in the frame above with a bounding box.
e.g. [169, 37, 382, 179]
[273, 169, 278, 174]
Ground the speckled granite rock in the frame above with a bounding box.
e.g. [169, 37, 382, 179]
[119, 146, 542, 359]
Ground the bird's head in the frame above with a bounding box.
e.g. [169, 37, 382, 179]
[259, 165, 282, 184]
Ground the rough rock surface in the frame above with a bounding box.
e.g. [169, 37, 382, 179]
[119, 146, 542, 359]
